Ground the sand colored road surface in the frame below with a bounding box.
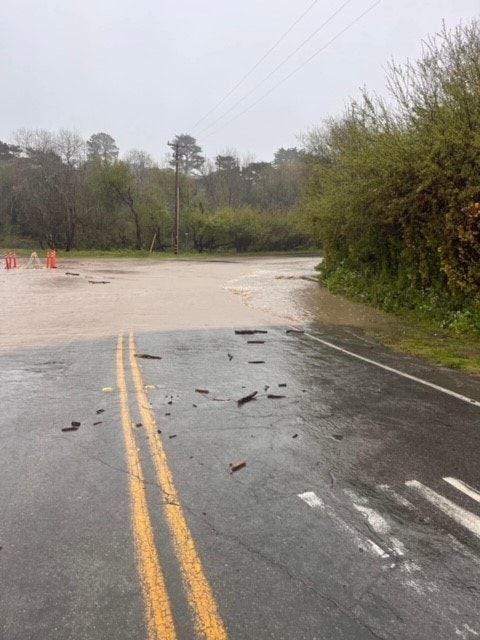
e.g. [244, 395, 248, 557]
[0, 256, 319, 351]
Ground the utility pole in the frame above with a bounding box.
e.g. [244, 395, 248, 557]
[168, 140, 181, 254]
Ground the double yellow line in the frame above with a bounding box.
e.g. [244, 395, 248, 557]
[117, 333, 228, 640]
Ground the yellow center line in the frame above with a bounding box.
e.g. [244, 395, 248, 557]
[129, 332, 229, 640]
[116, 334, 177, 640]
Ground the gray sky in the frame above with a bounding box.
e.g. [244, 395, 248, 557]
[1, 0, 479, 164]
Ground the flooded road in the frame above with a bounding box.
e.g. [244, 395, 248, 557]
[1, 256, 480, 640]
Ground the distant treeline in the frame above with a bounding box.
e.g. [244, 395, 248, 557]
[0, 131, 313, 253]
[300, 20, 480, 328]
[1, 19, 478, 328]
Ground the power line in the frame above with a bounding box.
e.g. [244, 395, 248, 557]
[203, 0, 382, 141]
[195, 0, 354, 137]
[190, 0, 320, 133]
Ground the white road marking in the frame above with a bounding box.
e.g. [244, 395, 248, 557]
[406, 480, 480, 539]
[353, 504, 390, 535]
[464, 625, 479, 637]
[298, 491, 389, 558]
[377, 484, 417, 511]
[444, 477, 480, 504]
[298, 491, 324, 509]
[456, 625, 480, 639]
[447, 534, 480, 566]
[342, 488, 368, 505]
[345, 490, 408, 557]
[389, 537, 406, 557]
[299, 330, 480, 409]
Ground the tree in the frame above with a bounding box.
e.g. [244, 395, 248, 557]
[301, 18, 480, 305]
[0, 141, 21, 161]
[169, 134, 204, 175]
[55, 129, 86, 167]
[273, 147, 301, 167]
[97, 161, 143, 249]
[87, 132, 119, 163]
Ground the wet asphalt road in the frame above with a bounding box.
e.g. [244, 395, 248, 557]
[1, 325, 480, 640]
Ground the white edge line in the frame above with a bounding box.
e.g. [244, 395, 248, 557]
[444, 477, 480, 504]
[295, 329, 480, 409]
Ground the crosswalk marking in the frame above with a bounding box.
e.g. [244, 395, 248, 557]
[298, 491, 389, 558]
[377, 484, 417, 512]
[444, 477, 480, 504]
[406, 480, 480, 539]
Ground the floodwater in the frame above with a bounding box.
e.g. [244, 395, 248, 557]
[0, 255, 395, 352]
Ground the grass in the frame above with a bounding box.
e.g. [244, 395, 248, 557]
[368, 320, 480, 375]
[1, 247, 320, 260]
[320, 265, 480, 376]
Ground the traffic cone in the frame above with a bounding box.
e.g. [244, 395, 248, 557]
[12, 251, 17, 268]
[46, 250, 51, 269]
[51, 249, 57, 269]
[5, 253, 10, 269]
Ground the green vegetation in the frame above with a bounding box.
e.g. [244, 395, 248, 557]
[0, 131, 314, 253]
[2, 20, 479, 374]
[301, 20, 480, 369]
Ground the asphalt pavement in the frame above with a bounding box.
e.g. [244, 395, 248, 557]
[1, 325, 479, 640]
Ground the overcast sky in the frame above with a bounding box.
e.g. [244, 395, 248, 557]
[1, 0, 479, 164]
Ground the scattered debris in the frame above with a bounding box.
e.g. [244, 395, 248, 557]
[248, 360, 265, 364]
[264, 385, 270, 391]
[228, 353, 233, 361]
[169, 434, 177, 439]
[329, 470, 336, 488]
[65, 272, 80, 276]
[230, 460, 247, 473]
[237, 391, 258, 406]
[157, 429, 162, 434]
[292, 434, 298, 439]
[135, 423, 143, 428]
[167, 400, 173, 405]
[235, 329, 268, 335]
[96, 409, 105, 414]
[195, 388, 209, 394]
[192, 403, 197, 408]
[144, 384, 156, 390]
[93, 421, 103, 426]
[247, 340, 264, 344]
[332, 434, 344, 441]
[102, 387, 113, 393]
[267, 394, 286, 399]
[165, 412, 171, 416]
[278, 383, 287, 388]
[135, 353, 162, 360]
[71, 421, 81, 427]
[61, 426, 79, 432]
[88, 280, 110, 284]
[286, 329, 304, 334]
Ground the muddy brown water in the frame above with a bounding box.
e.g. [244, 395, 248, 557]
[0, 256, 394, 352]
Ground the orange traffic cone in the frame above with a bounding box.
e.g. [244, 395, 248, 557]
[12, 251, 17, 268]
[51, 249, 57, 268]
[46, 250, 51, 269]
